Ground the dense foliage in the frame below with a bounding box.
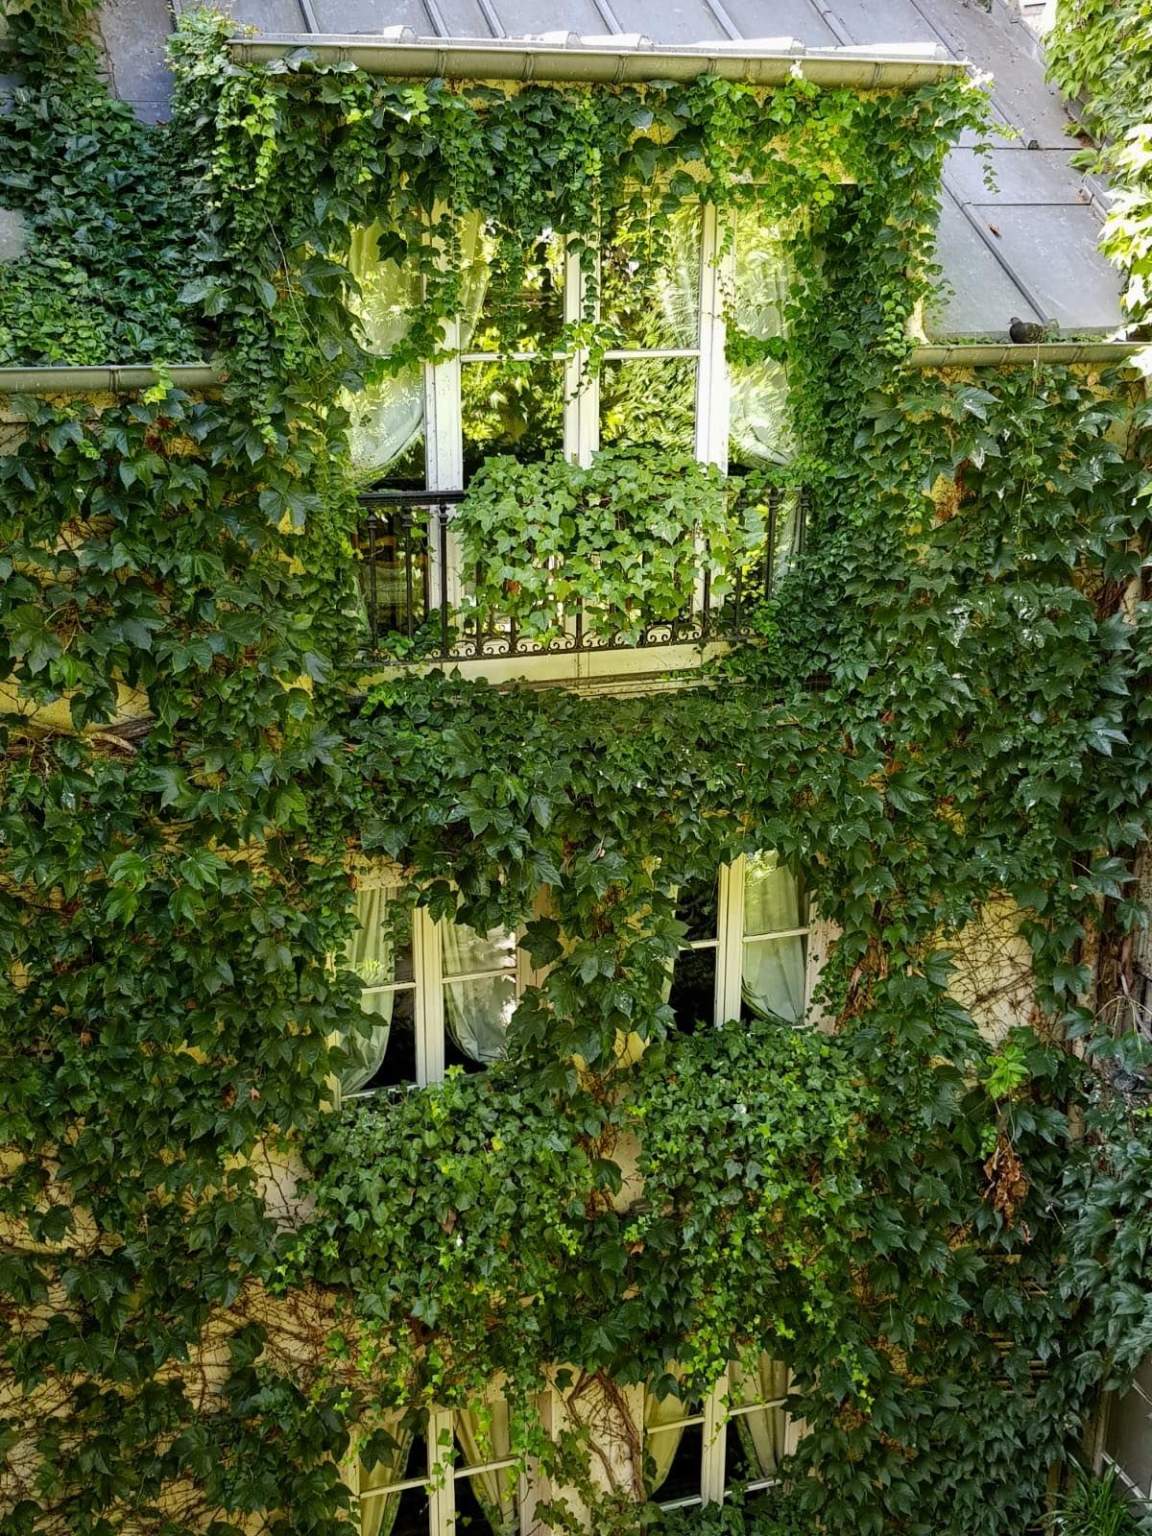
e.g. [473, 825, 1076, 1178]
[0, 0, 204, 364]
[1048, 0, 1152, 325]
[2, 6, 1152, 1536]
[454, 448, 732, 645]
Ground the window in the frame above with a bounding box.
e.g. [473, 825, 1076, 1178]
[669, 853, 816, 1032]
[347, 1367, 801, 1536]
[338, 878, 532, 1096]
[1102, 1356, 1152, 1513]
[345, 200, 790, 491]
[348, 1399, 520, 1536]
[645, 1360, 801, 1512]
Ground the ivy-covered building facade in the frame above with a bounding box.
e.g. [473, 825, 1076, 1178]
[3, 2, 1152, 1534]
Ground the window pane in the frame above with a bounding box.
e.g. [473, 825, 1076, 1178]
[462, 360, 564, 480]
[741, 938, 806, 1025]
[600, 358, 697, 454]
[445, 974, 516, 1070]
[349, 985, 417, 1093]
[345, 223, 425, 486]
[355, 509, 430, 649]
[651, 1421, 703, 1506]
[676, 875, 718, 941]
[462, 217, 566, 355]
[1107, 1388, 1152, 1497]
[732, 205, 788, 343]
[669, 947, 716, 1034]
[443, 924, 519, 978]
[729, 357, 791, 471]
[728, 204, 791, 469]
[357, 1422, 426, 1536]
[454, 1398, 519, 1533]
[602, 204, 701, 350]
[349, 891, 415, 986]
[743, 853, 804, 937]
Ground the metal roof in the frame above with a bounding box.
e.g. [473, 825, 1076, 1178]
[41, 0, 1132, 338]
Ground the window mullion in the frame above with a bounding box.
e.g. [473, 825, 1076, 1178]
[694, 203, 730, 471]
[415, 909, 445, 1086]
[427, 1407, 456, 1536]
[701, 1371, 729, 1504]
[564, 239, 599, 467]
[716, 859, 745, 1025]
[424, 206, 463, 623]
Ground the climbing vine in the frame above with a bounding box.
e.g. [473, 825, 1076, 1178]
[1048, 0, 1152, 325]
[1, 6, 1151, 1536]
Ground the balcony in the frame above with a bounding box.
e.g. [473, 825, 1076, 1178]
[354, 483, 807, 684]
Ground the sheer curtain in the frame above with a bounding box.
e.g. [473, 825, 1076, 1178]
[345, 221, 425, 485]
[441, 921, 517, 1065]
[454, 1399, 518, 1532]
[730, 1356, 791, 1479]
[339, 886, 395, 1094]
[741, 854, 806, 1024]
[345, 1418, 414, 1536]
[643, 1381, 687, 1497]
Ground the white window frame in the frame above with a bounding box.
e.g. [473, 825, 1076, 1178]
[352, 1403, 525, 1536]
[422, 204, 732, 490]
[1101, 1370, 1152, 1510]
[343, 900, 535, 1096]
[679, 853, 830, 1029]
[353, 1371, 803, 1535]
[646, 1367, 805, 1514]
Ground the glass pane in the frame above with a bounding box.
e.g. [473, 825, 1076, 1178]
[741, 937, 806, 1026]
[462, 217, 566, 355]
[357, 1422, 427, 1536]
[350, 896, 414, 986]
[600, 358, 697, 454]
[1107, 1389, 1152, 1497]
[454, 1466, 518, 1532]
[443, 924, 518, 978]
[676, 875, 718, 942]
[732, 204, 788, 343]
[602, 204, 701, 350]
[729, 357, 792, 471]
[728, 203, 791, 469]
[445, 974, 516, 1071]
[345, 223, 425, 486]
[462, 360, 564, 481]
[652, 1422, 703, 1505]
[355, 986, 417, 1092]
[743, 853, 805, 937]
[669, 947, 716, 1034]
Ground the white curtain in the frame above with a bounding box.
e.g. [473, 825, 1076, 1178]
[345, 222, 424, 485]
[643, 1381, 687, 1497]
[729, 207, 793, 467]
[339, 887, 395, 1094]
[345, 1418, 414, 1536]
[742, 853, 806, 1024]
[730, 1356, 791, 1479]
[442, 921, 517, 1065]
[454, 1399, 518, 1532]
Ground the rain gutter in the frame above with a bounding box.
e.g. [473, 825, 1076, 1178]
[907, 342, 1147, 367]
[226, 35, 965, 87]
[0, 365, 222, 393]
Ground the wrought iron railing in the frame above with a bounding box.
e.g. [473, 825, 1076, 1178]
[355, 485, 807, 662]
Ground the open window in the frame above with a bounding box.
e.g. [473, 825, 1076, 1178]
[338, 880, 529, 1096]
[669, 853, 816, 1032]
[345, 197, 791, 489]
